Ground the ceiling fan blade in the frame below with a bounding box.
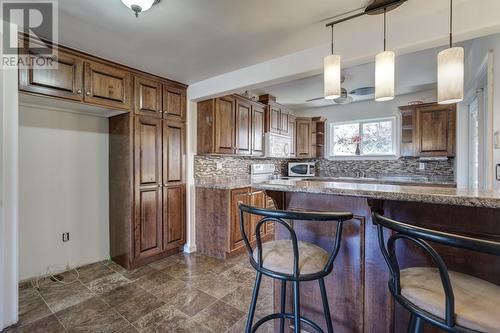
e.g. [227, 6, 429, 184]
[305, 97, 325, 102]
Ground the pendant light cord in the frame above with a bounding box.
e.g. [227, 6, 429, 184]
[331, 25, 334, 55]
[383, 7, 387, 51]
[449, 0, 453, 48]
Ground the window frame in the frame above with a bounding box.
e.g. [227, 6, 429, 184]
[328, 116, 398, 160]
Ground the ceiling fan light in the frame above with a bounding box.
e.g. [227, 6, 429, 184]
[438, 47, 464, 104]
[375, 50, 395, 102]
[324, 54, 341, 100]
[121, 0, 156, 14]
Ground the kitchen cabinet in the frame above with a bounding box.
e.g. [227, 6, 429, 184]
[296, 117, 312, 157]
[84, 61, 132, 110]
[259, 94, 292, 136]
[197, 95, 265, 156]
[19, 48, 84, 101]
[134, 76, 162, 117]
[196, 186, 275, 259]
[235, 98, 252, 155]
[110, 114, 187, 269]
[162, 84, 186, 121]
[398, 103, 456, 157]
[289, 115, 297, 157]
[312, 117, 326, 158]
[251, 104, 265, 156]
[134, 116, 163, 260]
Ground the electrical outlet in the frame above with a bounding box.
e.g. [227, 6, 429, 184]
[216, 162, 223, 170]
[419, 162, 425, 170]
[62, 232, 70, 242]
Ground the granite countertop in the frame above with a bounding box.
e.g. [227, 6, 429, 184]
[251, 179, 500, 208]
[195, 177, 252, 189]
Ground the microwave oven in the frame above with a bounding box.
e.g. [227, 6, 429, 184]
[288, 162, 316, 177]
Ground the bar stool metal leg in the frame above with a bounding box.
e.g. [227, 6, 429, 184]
[293, 281, 301, 333]
[280, 280, 287, 333]
[319, 278, 334, 333]
[407, 314, 416, 333]
[412, 316, 423, 333]
[245, 272, 262, 333]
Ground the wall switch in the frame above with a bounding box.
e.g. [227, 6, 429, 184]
[62, 232, 70, 242]
[216, 162, 223, 170]
[419, 162, 425, 170]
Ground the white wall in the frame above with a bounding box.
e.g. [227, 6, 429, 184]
[18, 105, 109, 280]
[462, 33, 500, 189]
[0, 23, 19, 329]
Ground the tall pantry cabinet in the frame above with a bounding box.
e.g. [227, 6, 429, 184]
[110, 75, 187, 270]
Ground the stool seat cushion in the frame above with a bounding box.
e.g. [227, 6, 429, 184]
[252, 240, 329, 275]
[400, 267, 500, 332]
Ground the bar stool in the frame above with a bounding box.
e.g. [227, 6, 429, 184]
[239, 203, 353, 333]
[373, 212, 500, 333]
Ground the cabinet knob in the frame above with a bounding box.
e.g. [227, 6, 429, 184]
[163, 183, 168, 187]
[76, 89, 82, 94]
[158, 184, 162, 188]
[86, 91, 91, 96]
[159, 111, 163, 113]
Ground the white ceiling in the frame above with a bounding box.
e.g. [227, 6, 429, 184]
[53, 0, 370, 84]
[251, 45, 454, 110]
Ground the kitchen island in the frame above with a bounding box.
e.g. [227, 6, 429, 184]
[251, 179, 500, 333]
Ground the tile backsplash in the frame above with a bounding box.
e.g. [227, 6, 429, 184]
[195, 155, 455, 180]
[317, 157, 455, 178]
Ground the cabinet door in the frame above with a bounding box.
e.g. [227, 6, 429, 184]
[280, 110, 290, 135]
[134, 76, 161, 117]
[268, 106, 281, 134]
[162, 84, 186, 121]
[134, 116, 163, 259]
[84, 61, 132, 110]
[230, 187, 251, 251]
[163, 121, 185, 185]
[296, 118, 312, 157]
[289, 116, 296, 157]
[235, 99, 252, 155]
[251, 104, 265, 156]
[163, 185, 186, 250]
[214, 96, 236, 154]
[415, 105, 455, 157]
[19, 49, 83, 101]
[250, 190, 266, 240]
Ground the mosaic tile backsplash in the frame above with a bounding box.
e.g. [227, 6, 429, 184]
[195, 155, 455, 180]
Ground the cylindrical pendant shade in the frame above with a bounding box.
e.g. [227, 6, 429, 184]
[375, 51, 395, 102]
[438, 47, 464, 104]
[324, 54, 341, 100]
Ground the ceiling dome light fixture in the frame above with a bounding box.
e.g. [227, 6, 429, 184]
[121, 0, 160, 18]
[438, 0, 464, 104]
[375, 8, 395, 102]
[324, 25, 342, 100]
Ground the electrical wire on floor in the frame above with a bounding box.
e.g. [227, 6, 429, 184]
[30, 265, 81, 291]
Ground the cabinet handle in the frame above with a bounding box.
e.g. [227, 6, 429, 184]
[159, 111, 163, 113]
[158, 184, 163, 188]
[76, 89, 82, 94]
[86, 91, 91, 96]
[163, 183, 168, 187]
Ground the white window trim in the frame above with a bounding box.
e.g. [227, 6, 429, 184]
[328, 116, 399, 160]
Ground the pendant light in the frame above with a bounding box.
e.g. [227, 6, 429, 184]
[438, 0, 464, 104]
[375, 8, 395, 102]
[324, 25, 341, 100]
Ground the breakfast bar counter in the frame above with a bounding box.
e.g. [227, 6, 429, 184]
[250, 180, 500, 333]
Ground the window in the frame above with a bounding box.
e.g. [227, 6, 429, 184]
[329, 117, 396, 157]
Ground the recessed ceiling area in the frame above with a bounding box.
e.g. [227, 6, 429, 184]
[250, 44, 469, 110]
[53, 0, 369, 84]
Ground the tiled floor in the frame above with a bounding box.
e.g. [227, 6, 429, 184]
[5, 253, 275, 333]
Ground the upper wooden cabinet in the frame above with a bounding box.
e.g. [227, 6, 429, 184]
[84, 61, 132, 110]
[296, 117, 312, 157]
[289, 115, 297, 157]
[162, 85, 186, 121]
[19, 49, 84, 101]
[18, 34, 187, 115]
[134, 76, 162, 117]
[259, 94, 291, 136]
[398, 103, 456, 157]
[197, 95, 265, 156]
[251, 104, 265, 156]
